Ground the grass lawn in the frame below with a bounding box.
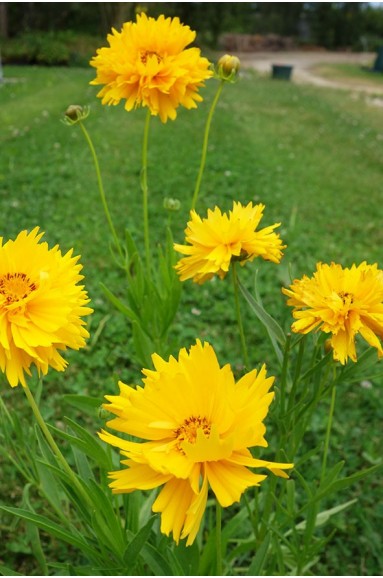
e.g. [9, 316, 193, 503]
[0, 64, 383, 575]
[311, 61, 383, 88]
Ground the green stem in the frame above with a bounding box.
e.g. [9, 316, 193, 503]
[191, 80, 224, 211]
[79, 121, 123, 262]
[243, 492, 258, 539]
[23, 382, 93, 509]
[141, 109, 152, 272]
[258, 476, 277, 543]
[280, 333, 292, 416]
[231, 262, 249, 368]
[321, 383, 337, 484]
[216, 501, 223, 576]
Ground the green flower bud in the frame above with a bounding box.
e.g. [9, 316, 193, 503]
[216, 54, 241, 82]
[163, 197, 181, 212]
[62, 104, 90, 125]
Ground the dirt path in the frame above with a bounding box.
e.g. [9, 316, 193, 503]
[238, 51, 383, 97]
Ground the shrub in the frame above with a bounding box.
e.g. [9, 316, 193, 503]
[2, 31, 102, 67]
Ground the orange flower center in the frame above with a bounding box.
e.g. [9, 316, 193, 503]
[140, 50, 162, 65]
[0, 272, 37, 304]
[174, 416, 211, 451]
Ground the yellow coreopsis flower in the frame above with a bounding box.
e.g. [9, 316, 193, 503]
[174, 202, 285, 284]
[90, 13, 213, 123]
[282, 261, 383, 364]
[0, 228, 93, 387]
[99, 340, 293, 545]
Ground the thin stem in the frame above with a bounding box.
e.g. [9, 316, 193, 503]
[79, 121, 124, 262]
[23, 382, 93, 509]
[321, 383, 337, 484]
[216, 501, 223, 576]
[280, 333, 292, 416]
[243, 492, 258, 539]
[191, 80, 224, 211]
[141, 109, 152, 272]
[258, 475, 277, 543]
[231, 262, 249, 368]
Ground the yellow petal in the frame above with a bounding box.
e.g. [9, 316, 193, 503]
[152, 478, 195, 544]
[206, 460, 266, 507]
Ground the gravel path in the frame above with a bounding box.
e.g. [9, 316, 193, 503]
[238, 50, 383, 97]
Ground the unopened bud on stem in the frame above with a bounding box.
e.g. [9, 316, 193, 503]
[62, 105, 90, 125]
[163, 197, 181, 212]
[216, 54, 240, 82]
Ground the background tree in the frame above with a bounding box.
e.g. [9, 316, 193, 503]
[0, 2, 8, 38]
[1, 2, 383, 52]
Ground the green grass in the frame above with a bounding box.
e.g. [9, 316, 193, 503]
[0, 64, 383, 575]
[311, 61, 383, 86]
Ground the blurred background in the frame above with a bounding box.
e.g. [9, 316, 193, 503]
[1, 2, 383, 67]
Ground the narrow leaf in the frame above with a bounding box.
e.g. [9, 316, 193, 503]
[247, 531, 271, 575]
[100, 283, 139, 322]
[0, 506, 97, 559]
[138, 541, 173, 576]
[238, 279, 286, 359]
[123, 516, 156, 568]
[62, 394, 104, 416]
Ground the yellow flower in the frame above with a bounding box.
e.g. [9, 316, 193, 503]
[90, 13, 212, 123]
[99, 340, 293, 545]
[0, 228, 93, 387]
[174, 202, 285, 284]
[282, 261, 383, 364]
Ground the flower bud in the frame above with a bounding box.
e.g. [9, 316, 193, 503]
[62, 104, 90, 125]
[163, 197, 181, 212]
[216, 54, 240, 82]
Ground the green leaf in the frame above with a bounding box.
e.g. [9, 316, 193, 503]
[320, 460, 345, 490]
[247, 531, 271, 575]
[338, 347, 382, 383]
[72, 443, 95, 483]
[287, 499, 357, 535]
[286, 479, 296, 517]
[238, 277, 285, 361]
[34, 425, 58, 474]
[168, 540, 200, 577]
[62, 394, 104, 417]
[22, 485, 48, 575]
[125, 228, 139, 261]
[90, 509, 124, 563]
[313, 463, 382, 503]
[166, 548, 185, 576]
[132, 321, 155, 368]
[299, 351, 332, 382]
[0, 506, 98, 560]
[35, 459, 64, 511]
[123, 516, 156, 570]
[86, 479, 125, 554]
[31, 460, 92, 520]
[47, 417, 111, 471]
[137, 540, 173, 576]
[100, 283, 139, 322]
